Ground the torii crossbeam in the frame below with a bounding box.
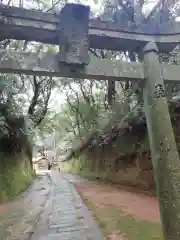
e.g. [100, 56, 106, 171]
[0, 3, 180, 52]
[0, 2, 180, 80]
[0, 49, 179, 83]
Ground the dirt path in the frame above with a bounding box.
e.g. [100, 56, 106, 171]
[63, 173, 162, 240]
[75, 182, 160, 222]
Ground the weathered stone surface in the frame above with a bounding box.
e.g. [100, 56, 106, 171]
[0, 4, 179, 52]
[0, 172, 52, 240]
[30, 170, 103, 240]
[40, 230, 86, 240]
[0, 49, 180, 83]
[58, 3, 90, 65]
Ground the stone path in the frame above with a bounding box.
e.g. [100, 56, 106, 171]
[0, 171, 51, 240]
[0, 170, 103, 240]
[29, 170, 103, 240]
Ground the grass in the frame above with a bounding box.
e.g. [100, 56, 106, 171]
[0, 154, 35, 202]
[82, 197, 163, 240]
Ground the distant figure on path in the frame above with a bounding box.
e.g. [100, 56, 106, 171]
[48, 162, 51, 170]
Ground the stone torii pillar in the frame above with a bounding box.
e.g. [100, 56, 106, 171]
[143, 41, 180, 240]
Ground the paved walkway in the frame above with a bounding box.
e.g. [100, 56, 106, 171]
[0, 170, 103, 240]
[0, 171, 51, 240]
[31, 170, 103, 240]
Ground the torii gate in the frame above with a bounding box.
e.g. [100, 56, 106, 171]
[1, 3, 180, 239]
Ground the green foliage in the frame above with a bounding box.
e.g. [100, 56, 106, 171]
[0, 73, 35, 201]
[0, 153, 35, 202]
[59, 157, 108, 179]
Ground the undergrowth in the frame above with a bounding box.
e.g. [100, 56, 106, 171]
[59, 157, 156, 195]
[0, 153, 35, 202]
